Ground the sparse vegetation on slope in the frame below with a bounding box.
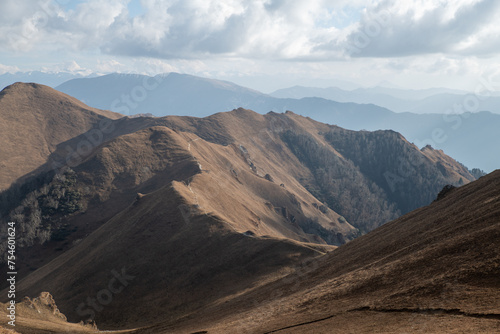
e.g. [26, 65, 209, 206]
[281, 129, 399, 232]
[324, 128, 474, 214]
[136, 170, 500, 334]
[0, 169, 84, 259]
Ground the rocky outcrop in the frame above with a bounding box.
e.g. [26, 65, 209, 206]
[22, 292, 67, 321]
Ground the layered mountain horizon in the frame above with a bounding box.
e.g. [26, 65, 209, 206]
[46, 72, 500, 173]
[0, 82, 498, 333]
[1, 71, 498, 172]
[3, 1, 500, 333]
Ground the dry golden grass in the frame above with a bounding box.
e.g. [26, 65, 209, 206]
[128, 170, 500, 333]
[0, 86, 494, 334]
[0, 83, 120, 190]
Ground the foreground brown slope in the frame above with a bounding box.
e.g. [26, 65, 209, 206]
[12, 177, 331, 330]
[4, 171, 498, 334]
[0, 83, 121, 190]
[153, 170, 499, 333]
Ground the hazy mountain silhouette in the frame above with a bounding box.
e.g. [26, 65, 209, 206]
[271, 85, 500, 114]
[55, 73, 499, 172]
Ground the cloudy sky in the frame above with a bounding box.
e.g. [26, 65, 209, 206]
[1, 0, 500, 92]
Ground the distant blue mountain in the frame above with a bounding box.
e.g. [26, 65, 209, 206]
[55, 73, 499, 172]
[271, 85, 500, 114]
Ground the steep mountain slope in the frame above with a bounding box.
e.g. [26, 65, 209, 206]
[147, 108, 474, 233]
[324, 128, 473, 214]
[298, 104, 499, 173]
[4, 171, 499, 333]
[10, 162, 494, 334]
[0, 108, 353, 288]
[0, 84, 490, 333]
[0, 83, 121, 190]
[55, 73, 499, 172]
[11, 176, 331, 329]
[0, 85, 474, 282]
[135, 169, 500, 334]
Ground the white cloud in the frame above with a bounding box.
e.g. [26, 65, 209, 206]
[2, 0, 500, 60]
[344, 0, 500, 57]
[95, 59, 128, 73]
[1, 0, 500, 92]
[0, 63, 20, 75]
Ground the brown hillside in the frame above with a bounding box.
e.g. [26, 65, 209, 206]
[1, 104, 477, 302]
[3, 106, 472, 279]
[151, 109, 474, 231]
[9, 167, 494, 334]
[0, 122, 350, 281]
[0, 85, 492, 334]
[0, 83, 121, 190]
[421, 144, 473, 181]
[11, 179, 331, 330]
[154, 170, 499, 333]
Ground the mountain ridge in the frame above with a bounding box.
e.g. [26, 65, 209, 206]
[0, 82, 496, 334]
[271, 84, 500, 113]
[136, 169, 500, 333]
[54, 73, 499, 172]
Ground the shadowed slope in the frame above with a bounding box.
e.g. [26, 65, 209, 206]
[0, 83, 121, 190]
[11, 179, 329, 330]
[163, 170, 499, 333]
[0, 106, 477, 291]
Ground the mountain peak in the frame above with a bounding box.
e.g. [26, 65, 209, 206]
[1, 81, 51, 94]
[0, 83, 120, 189]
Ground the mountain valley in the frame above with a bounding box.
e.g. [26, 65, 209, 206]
[0, 83, 497, 334]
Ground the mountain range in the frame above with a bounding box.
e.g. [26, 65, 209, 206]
[54, 73, 499, 173]
[271, 85, 500, 114]
[1, 71, 498, 172]
[0, 83, 495, 333]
